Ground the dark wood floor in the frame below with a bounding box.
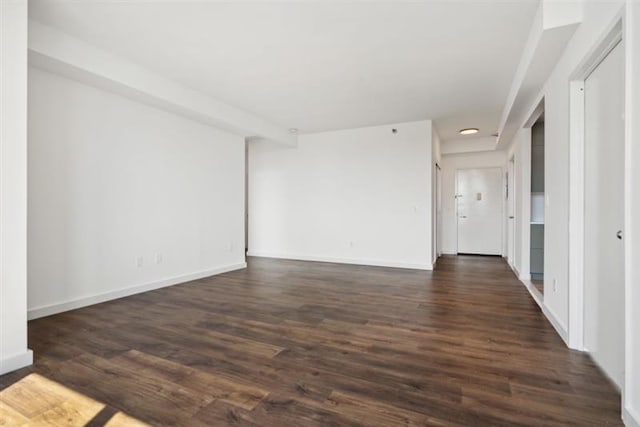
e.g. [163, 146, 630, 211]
[1, 255, 622, 426]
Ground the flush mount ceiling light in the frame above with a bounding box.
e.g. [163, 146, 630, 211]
[289, 128, 298, 134]
[459, 128, 479, 135]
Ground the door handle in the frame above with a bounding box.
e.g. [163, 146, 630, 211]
[509, 216, 514, 219]
[617, 230, 623, 240]
[460, 215, 467, 219]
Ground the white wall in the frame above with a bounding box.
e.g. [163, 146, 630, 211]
[440, 150, 506, 255]
[248, 120, 434, 270]
[625, 0, 640, 424]
[441, 137, 497, 155]
[27, 67, 246, 318]
[505, 2, 640, 422]
[0, 0, 33, 374]
[507, 0, 628, 336]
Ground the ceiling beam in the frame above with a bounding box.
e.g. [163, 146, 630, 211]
[496, 0, 582, 149]
[28, 21, 297, 147]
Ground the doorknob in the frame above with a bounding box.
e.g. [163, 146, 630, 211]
[617, 230, 623, 240]
[509, 216, 514, 219]
[460, 215, 467, 219]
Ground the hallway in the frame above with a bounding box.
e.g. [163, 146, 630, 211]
[1, 256, 622, 426]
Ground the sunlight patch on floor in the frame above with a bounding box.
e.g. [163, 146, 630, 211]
[0, 373, 148, 426]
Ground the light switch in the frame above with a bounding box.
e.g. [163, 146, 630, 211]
[476, 193, 482, 201]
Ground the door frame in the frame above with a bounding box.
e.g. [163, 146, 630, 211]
[568, 17, 624, 354]
[454, 166, 504, 255]
[436, 163, 442, 258]
[507, 156, 516, 267]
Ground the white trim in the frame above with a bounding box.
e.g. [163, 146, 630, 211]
[570, 21, 624, 80]
[519, 273, 531, 282]
[624, 407, 640, 427]
[523, 98, 545, 129]
[247, 252, 433, 271]
[507, 155, 516, 266]
[521, 279, 543, 306]
[568, 79, 586, 351]
[519, 128, 532, 282]
[541, 303, 569, 347]
[520, 277, 569, 345]
[508, 261, 519, 277]
[0, 350, 33, 375]
[27, 262, 247, 320]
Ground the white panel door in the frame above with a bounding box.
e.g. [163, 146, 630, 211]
[507, 159, 516, 264]
[436, 165, 442, 257]
[456, 168, 502, 255]
[584, 41, 625, 388]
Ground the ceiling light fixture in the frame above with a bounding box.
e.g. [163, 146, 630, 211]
[459, 128, 479, 135]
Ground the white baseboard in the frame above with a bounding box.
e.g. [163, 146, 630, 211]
[509, 264, 569, 346]
[27, 262, 247, 320]
[0, 349, 33, 375]
[541, 301, 569, 346]
[522, 279, 544, 306]
[247, 252, 433, 271]
[624, 406, 640, 427]
[520, 277, 569, 346]
[519, 273, 531, 281]
[441, 250, 457, 255]
[508, 262, 519, 276]
[624, 407, 640, 427]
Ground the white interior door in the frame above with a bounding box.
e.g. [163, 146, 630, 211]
[436, 165, 442, 257]
[456, 168, 502, 255]
[507, 159, 516, 265]
[584, 40, 625, 387]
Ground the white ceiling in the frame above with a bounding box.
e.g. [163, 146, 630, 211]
[29, 0, 539, 141]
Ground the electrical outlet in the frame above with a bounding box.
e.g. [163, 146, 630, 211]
[136, 256, 144, 268]
[553, 278, 557, 292]
[155, 253, 163, 264]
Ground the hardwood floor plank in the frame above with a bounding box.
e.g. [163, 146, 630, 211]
[325, 390, 443, 427]
[111, 350, 269, 410]
[245, 394, 365, 427]
[0, 255, 623, 426]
